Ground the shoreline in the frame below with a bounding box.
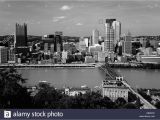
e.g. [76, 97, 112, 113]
[109, 62, 160, 69]
[0, 63, 97, 69]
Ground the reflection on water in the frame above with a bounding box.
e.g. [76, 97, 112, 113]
[18, 68, 106, 89]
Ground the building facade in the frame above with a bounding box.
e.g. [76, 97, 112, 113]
[102, 80, 129, 102]
[8, 46, 16, 63]
[122, 32, 132, 54]
[0, 46, 8, 64]
[15, 23, 27, 47]
[104, 19, 121, 53]
[92, 29, 99, 46]
[65, 87, 90, 96]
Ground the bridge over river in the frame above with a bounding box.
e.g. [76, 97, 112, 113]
[99, 64, 156, 109]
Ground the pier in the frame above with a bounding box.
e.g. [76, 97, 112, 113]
[99, 64, 156, 109]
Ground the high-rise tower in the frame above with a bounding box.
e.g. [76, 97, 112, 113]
[15, 23, 27, 47]
[92, 29, 99, 46]
[104, 19, 121, 52]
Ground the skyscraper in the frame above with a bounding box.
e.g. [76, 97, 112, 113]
[122, 32, 132, 54]
[104, 19, 121, 52]
[15, 23, 27, 47]
[112, 21, 121, 45]
[92, 29, 99, 46]
[104, 19, 116, 52]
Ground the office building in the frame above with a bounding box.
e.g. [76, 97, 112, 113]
[112, 21, 121, 45]
[0, 46, 8, 63]
[97, 51, 108, 62]
[79, 38, 86, 52]
[15, 23, 27, 47]
[55, 32, 63, 52]
[42, 34, 54, 52]
[84, 37, 89, 47]
[8, 46, 16, 63]
[89, 44, 102, 53]
[104, 19, 121, 52]
[122, 32, 132, 54]
[92, 29, 99, 46]
[85, 56, 95, 63]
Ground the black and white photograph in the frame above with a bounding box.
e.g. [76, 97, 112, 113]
[0, 0, 160, 119]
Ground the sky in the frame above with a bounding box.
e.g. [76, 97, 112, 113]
[0, 0, 160, 37]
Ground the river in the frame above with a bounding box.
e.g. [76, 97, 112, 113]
[18, 68, 106, 89]
[18, 68, 160, 89]
[114, 68, 160, 89]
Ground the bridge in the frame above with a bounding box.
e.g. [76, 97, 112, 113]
[99, 64, 156, 109]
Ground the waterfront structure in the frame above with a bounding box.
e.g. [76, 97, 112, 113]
[15, 23, 27, 47]
[102, 79, 129, 102]
[85, 56, 95, 63]
[98, 51, 108, 62]
[62, 51, 68, 63]
[8, 46, 16, 63]
[122, 32, 132, 55]
[92, 29, 99, 46]
[139, 55, 160, 64]
[0, 46, 8, 64]
[65, 87, 90, 96]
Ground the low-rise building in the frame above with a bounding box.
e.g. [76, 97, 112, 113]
[102, 79, 129, 102]
[85, 56, 95, 63]
[65, 87, 90, 96]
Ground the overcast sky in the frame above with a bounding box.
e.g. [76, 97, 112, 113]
[0, 0, 160, 36]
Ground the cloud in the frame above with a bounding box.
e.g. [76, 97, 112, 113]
[76, 23, 83, 26]
[7, 4, 11, 7]
[60, 5, 72, 11]
[146, 4, 160, 9]
[52, 16, 66, 22]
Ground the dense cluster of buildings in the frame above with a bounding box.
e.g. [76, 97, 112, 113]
[0, 18, 134, 64]
[0, 18, 160, 65]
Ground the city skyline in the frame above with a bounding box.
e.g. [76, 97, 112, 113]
[0, 0, 160, 36]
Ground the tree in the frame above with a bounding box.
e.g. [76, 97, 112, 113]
[100, 97, 117, 109]
[123, 103, 137, 109]
[0, 67, 32, 108]
[115, 97, 127, 108]
[155, 102, 160, 109]
[33, 83, 63, 108]
[128, 91, 137, 102]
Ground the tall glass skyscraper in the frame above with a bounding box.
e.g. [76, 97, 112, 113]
[104, 19, 121, 52]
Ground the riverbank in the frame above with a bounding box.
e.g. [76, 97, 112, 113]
[109, 62, 160, 69]
[0, 63, 96, 69]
